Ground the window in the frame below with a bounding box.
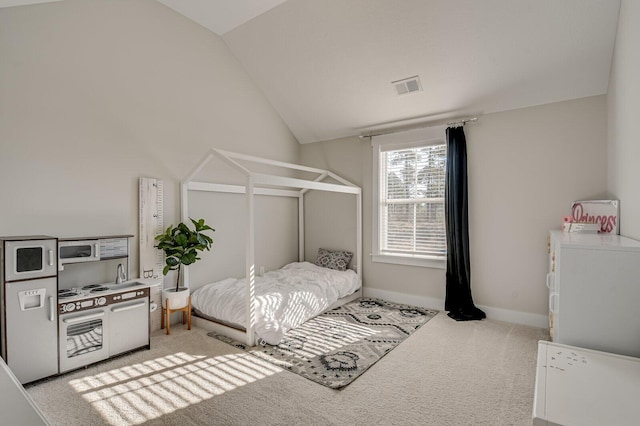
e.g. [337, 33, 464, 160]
[372, 128, 446, 268]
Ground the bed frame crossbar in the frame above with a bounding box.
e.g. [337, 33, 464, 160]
[187, 181, 300, 198]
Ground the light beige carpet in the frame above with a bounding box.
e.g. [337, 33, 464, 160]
[26, 312, 548, 425]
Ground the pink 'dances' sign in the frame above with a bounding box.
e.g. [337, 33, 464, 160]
[571, 200, 619, 234]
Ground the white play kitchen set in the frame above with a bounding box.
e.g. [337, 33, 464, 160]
[0, 235, 160, 385]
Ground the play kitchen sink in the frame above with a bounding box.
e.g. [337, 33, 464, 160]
[106, 280, 146, 291]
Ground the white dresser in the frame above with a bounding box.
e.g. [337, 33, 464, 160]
[547, 230, 640, 357]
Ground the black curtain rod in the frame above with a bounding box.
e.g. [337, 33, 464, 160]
[359, 116, 478, 139]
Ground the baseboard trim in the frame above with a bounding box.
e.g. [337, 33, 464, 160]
[476, 304, 549, 329]
[363, 288, 444, 311]
[363, 287, 548, 329]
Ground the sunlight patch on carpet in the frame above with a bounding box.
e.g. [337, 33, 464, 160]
[68, 351, 282, 425]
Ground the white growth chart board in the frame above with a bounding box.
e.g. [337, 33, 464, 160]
[139, 178, 164, 280]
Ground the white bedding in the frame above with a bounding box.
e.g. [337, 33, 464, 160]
[191, 261, 360, 345]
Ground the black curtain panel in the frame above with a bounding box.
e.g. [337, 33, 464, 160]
[444, 126, 486, 321]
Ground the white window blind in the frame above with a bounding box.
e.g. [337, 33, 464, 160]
[379, 144, 446, 258]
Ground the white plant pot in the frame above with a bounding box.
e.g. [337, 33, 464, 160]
[162, 287, 190, 309]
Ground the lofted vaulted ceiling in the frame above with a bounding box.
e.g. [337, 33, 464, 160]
[3, 0, 622, 144]
[220, 0, 621, 143]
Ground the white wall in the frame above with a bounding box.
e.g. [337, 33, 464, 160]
[301, 96, 607, 325]
[607, 0, 640, 240]
[187, 191, 299, 292]
[304, 190, 358, 268]
[468, 96, 607, 321]
[0, 0, 300, 287]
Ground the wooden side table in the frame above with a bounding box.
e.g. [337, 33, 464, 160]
[161, 295, 191, 335]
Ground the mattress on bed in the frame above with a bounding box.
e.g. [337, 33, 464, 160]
[191, 261, 360, 345]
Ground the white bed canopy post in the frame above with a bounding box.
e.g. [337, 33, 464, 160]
[298, 194, 304, 262]
[245, 176, 256, 346]
[181, 181, 190, 289]
[356, 192, 362, 276]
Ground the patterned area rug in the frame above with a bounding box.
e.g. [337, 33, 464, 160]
[209, 298, 438, 389]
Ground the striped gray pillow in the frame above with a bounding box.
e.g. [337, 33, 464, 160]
[314, 248, 353, 271]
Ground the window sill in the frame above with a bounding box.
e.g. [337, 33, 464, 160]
[371, 253, 446, 269]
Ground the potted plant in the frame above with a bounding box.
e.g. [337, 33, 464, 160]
[155, 218, 214, 309]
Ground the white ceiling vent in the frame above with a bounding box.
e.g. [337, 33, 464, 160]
[392, 75, 422, 96]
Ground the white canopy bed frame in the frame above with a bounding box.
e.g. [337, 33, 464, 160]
[181, 148, 362, 346]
